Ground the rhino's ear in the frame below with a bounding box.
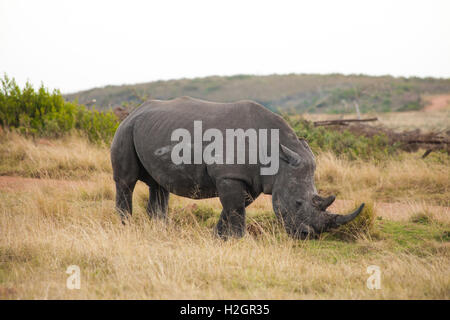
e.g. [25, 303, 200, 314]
[280, 144, 302, 167]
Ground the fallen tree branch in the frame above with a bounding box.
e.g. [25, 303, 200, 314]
[314, 117, 378, 126]
[421, 149, 433, 158]
[404, 139, 449, 145]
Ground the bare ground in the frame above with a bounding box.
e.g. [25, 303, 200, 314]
[423, 94, 450, 112]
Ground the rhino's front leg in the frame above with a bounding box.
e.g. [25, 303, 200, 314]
[215, 178, 247, 239]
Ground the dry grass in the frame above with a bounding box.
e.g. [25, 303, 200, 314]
[316, 152, 450, 205]
[0, 132, 111, 178]
[0, 179, 448, 299]
[0, 131, 449, 299]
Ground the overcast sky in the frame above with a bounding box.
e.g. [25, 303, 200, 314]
[1, 0, 449, 93]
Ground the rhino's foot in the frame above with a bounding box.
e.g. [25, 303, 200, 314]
[214, 178, 248, 240]
[215, 209, 246, 240]
[120, 216, 130, 226]
[115, 180, 137, 224]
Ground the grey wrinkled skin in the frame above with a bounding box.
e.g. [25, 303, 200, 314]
[111, 97, 364, 240]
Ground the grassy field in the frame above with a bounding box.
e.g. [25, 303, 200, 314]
[0, 125, 449, 299]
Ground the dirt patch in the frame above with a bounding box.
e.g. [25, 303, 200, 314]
[0, 175, 90, 191]
[327, 198, 449, 224]
[423, 94, 450, 112]
[0, 287, 18, 299]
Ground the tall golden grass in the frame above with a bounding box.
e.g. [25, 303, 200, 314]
[316, 152, 449, 205]
[0, 131, 449, 299]
[0, 132, 111, 179]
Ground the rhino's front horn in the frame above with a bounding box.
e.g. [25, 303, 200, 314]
[335, 203, 365, 226]
[315, 203, 365, 233]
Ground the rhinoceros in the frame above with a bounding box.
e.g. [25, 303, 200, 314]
[110, 97, 364, 239]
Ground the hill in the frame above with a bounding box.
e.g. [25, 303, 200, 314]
[64, 73, 450, 113]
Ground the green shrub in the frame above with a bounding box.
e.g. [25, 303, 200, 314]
[399, 101, 422, 111]
[410, 212, 435, 225]
[0, 74, 119, 142]
[283, 115, 398, 160]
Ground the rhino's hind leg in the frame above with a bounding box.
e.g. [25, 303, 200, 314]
[215, 179, 247, 240]
[111, 122, 141, 224]
[147, 183, 169, 219]
[115, 180, 137, 223]
[140, 173, 169, 220]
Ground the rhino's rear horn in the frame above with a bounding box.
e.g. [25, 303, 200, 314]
[312, 195, 336, 210]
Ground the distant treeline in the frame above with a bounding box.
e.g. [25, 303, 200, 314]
[0, 74, 118, 142]
[65, 73, 450, 113]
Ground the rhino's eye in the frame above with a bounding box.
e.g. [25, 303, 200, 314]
[296, 200, 303, 207]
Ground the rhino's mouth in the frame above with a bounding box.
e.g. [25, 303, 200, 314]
[288, 223, 317, 240]
[297, 229, 317, 240]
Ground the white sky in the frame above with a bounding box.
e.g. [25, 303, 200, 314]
[1, 0, 449, 93]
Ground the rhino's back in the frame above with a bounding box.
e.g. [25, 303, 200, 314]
[132, 96, 269, 126]
[123, 97, 296, 198]
[130, 96, 294, 134]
